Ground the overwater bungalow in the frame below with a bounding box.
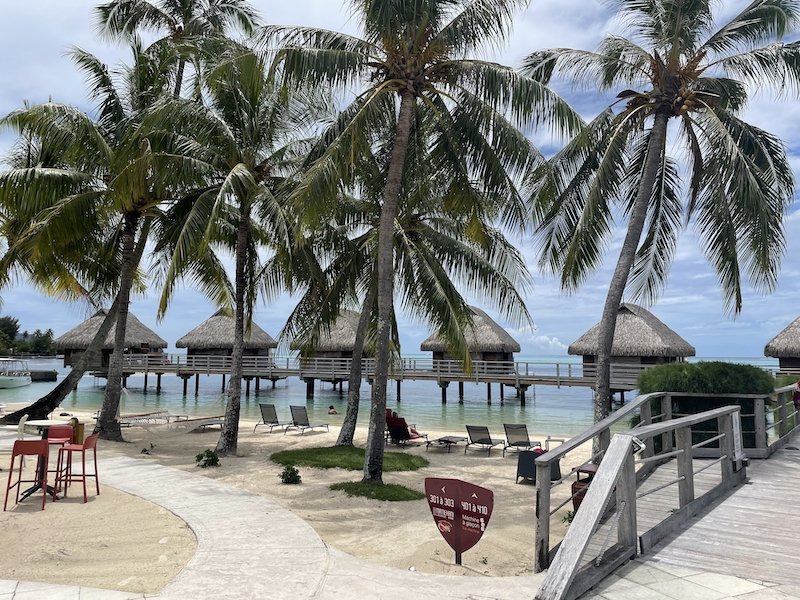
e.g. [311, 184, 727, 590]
[568, 303, 695, 392]
[764, 316, 800, 374]
[53, 309, 167, 370]
[420, 307, 521, 402]
[420, 306, 521, 363]
[175, 309, 278, 359]
[290, 309, 364, 360]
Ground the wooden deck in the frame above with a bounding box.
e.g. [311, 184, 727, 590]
[639, 441, 800, 586]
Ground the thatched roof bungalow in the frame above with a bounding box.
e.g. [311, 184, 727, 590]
[54, 309, 167, 368]
[420, 307, 521, 363]
[764, 316, 800, 371]
[568, 303, 695, 367]
[290, 310, 368, 359]
[175, 309, 278, 357]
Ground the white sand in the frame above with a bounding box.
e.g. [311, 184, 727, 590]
[0, 407, 590, 592]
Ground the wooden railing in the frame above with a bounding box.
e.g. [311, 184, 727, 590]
[534, 406, 746, 600]
[119, 353, 652, 388]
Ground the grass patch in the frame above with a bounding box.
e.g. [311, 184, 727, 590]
[270, 445, 428, 471]
[330, 481, 425, 501]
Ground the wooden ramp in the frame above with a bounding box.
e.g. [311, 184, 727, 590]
[639, 444, 800, 586]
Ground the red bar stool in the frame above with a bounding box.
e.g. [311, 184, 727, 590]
[47, 424, 73, 447]
[4, 439, 50, 511]
[55, 433, 100, 503]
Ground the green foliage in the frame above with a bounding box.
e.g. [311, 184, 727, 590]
[195, 449, 220, 468]
[271, 446, 428, 471]
[561, 510, 576, 525]
[637, 361, 774, 395]
[775, 374, 798, 389]
[0, 316, 20, 342]
[329, 481, 425, 501]
[13, 328, 56, 355]
[279, 464, 302, 484]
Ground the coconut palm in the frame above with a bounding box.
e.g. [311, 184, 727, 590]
[95, 0, 259, 97]
[523, 0, 799, 436]
[144, 46, 313, 455]
[267, 0, 578, 482]
[284, 111, 534, 447]
[0, 42, 201, 439]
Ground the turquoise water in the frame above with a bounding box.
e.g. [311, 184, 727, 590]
[0, 356, 779, 439]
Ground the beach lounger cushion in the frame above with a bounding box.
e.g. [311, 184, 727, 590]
[464, 425, 502, 456]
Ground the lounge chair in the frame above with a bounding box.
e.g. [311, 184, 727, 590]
[253, 403, 290, 433]
[386, 416, 427, 446]
[285, 405, 329, 435]
[502, 423, 542, 457]
[464, 425, 502, 456]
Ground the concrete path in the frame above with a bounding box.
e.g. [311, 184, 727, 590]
[2, 454, 797, 599]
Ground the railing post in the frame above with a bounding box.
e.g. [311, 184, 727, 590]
[534, 462, 552, 573]
[617, 452, 638, 552]
[662, 394, 673, 453]
[777, 392, 788, 438]
[718, 414, 734, 481]
[675, 425, 695, 508]
[639, 397, 654, 460]
[754, 397, 767, 450]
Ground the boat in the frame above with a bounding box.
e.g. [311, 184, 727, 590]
[0, 358, 32, 388]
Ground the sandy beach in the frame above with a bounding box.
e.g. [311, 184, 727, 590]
[0, 406, 590, 594]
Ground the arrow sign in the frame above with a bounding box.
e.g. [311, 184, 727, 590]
[424, 477, 494, 565]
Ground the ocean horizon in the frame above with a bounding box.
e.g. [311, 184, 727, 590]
[0, 355, 780, 439]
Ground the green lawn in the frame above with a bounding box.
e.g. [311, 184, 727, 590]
[270, 445, 428, 471]
[330, 481, 425, 501]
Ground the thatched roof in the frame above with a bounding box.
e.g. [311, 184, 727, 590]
[175, 309, 277, 350]
[568, 303, 695, 357]
[420, 307, 521, 353]
[290, 310, 362, 352]
[53, 309, 167, 351]
[764, 316, 800, 358]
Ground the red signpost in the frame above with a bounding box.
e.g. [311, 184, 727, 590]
[424, 477, 494, 565]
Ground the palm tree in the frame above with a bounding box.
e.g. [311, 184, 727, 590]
[284, 111, 534, 447]
[523, 0, 799, 439]
[144, 46, 309, 455]
[0, 42, 201, 438]
[95, 0, 259, 97]
[267, 0, 577, 483]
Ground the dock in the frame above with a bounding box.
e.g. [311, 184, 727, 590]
[111, 354, 650, 401]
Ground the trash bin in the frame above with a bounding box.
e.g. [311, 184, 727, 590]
[69, 418, 85, 444]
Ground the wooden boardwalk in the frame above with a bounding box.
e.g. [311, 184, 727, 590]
[639, 441, 800, 586]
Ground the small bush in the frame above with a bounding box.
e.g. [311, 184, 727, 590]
[638, 361, 774, 395]
[561, 510, 576, 525]
[279, 464, 302, 484]
[330, 481, 425, 501]
[195, 449, 220, 468]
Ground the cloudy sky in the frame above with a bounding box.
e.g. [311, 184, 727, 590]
[0, 0, 798, 359]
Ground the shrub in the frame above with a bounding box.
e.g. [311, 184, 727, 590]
[279, 464, 302, 484]
[638, 361, 774, 395]
[195, 449, 220, 468]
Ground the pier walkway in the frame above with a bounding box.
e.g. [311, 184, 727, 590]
[113, 353, 648, 398]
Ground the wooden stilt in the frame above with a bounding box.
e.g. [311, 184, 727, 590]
[397, 380, 401, 401]
[306, 378, 315, 399]
[458, 381, 464, 402]
[143, 371, 148, 391]
[156, 373, 162, 393]
[500, 383, 504, 404]
[221, 374, 226, 392]
[194, 373, 199, 395]
[245, 378, 251, 396]
[255, 377, 260, 392]
[487, 382, 492, 404]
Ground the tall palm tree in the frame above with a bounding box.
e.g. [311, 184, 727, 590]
[0, 42, 201, 439]
[267, 0, 578, 482]
[95, 0, 259, 97]
[284, 110, 534, 447]
[145, 46, 309, 455]
[523, 0, 799, 439]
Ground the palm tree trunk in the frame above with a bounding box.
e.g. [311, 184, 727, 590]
[594, 108, 670, 455]
[216, 203, 251, 456]
[336, 287, 375, 446]
[96, 212, 141, 441]
[173, 58, 186, 98]
[362, 91, 415, 483]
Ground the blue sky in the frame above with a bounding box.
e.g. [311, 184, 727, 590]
[0, 0, 798, 359]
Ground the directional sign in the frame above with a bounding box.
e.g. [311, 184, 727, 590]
[424, 477, 494, 565]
